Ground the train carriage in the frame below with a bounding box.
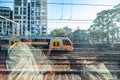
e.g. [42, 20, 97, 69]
[0, 37, 73, 52]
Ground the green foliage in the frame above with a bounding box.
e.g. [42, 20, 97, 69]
[89, 4, 120, 44]
[50, 28, 66, 37]
[72, 29, 89, 43]
[63, 26, 72, 35]
[63, 26, 72, 39]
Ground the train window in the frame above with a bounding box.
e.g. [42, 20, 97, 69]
[34, 39, 39, 42]
[52, 40, 60, 48]
[14, 40, 18, 43]
[53, 42, 56, 47]
[62, 39, 71, 45]
[53, 42, 60, 47]
[10, 39, 20, 46]
[57, 42, 60, 47]
[0, 40, 9, 44]
[10, 41, 14, 45]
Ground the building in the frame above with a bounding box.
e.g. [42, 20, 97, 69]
[13, 0, 28, 36]
[28, 0, 41, 36]
[40, 0, 47, 35]
[0, 7, 12, 36]
[14, 0, 47, 37]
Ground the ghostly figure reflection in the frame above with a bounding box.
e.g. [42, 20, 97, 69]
[6, 38, 54, 80]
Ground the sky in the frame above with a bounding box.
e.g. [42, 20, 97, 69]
[47, 0, 120, 32]
[0, 0, 120, 33]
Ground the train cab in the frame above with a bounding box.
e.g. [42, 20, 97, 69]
[50, 37, 73, 51]
[62, 38, 73, 51]
[0, 37, 20, 51]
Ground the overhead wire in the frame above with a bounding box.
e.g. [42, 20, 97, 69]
[70, 0, 73, 20]
[47, 2, 114, 21]
[0, 1, 116, 24]
[60, 0, 63, 20]
[47, 2, 114, 23]
[48, 21, 92, 24]
[47, 19, 93, 21]
[0, 1, 115, 6]
[47, 19, 93, 24]
[47, 2, 115, 6]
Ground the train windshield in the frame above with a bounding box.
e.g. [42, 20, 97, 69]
[62, 39, 71, 45]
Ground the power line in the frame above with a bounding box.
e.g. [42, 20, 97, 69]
[47, 2, 115, 6]
[0, 1, 115, 7]
[48, 18, 93, 21]
[49, 21, 92, 24]
[13, 19, 93, 21]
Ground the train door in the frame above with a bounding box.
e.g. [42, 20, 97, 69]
[51, 40, 61, 50]
[10, 39, 20, 48]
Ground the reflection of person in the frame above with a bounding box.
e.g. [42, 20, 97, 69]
[6, 38, 55, 80]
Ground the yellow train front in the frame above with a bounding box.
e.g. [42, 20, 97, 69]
[50, 37, 73, 51]
[0, 37, 73, 52]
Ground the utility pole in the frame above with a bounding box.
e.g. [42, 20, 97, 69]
[106, 12, 110, 44]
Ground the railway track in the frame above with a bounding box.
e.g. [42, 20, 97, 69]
[0, 72, 82, 80]
[0, 51, 120, 80]
[49, 51, 120, 61]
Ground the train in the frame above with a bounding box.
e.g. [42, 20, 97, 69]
[0, 37, 73, 52]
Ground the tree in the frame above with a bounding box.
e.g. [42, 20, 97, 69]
[63, 26, 72, 39]
[50, 28, 66, 37]
[72, 28, 89, 43]
[89, 6, 120, 44]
